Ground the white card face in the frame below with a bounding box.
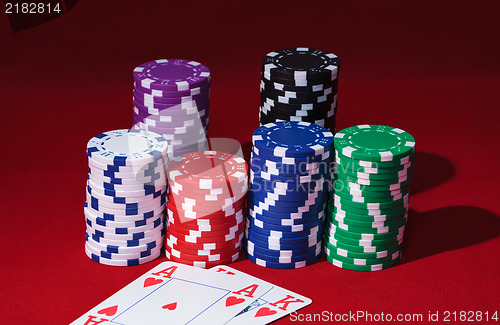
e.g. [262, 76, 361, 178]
[70, 261, 273, 325]
[209, 267, 312, 325]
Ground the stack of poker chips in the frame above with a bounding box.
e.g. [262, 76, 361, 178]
[165, 151, 249, 268]
[246, 121, 334, 269]
[132, 59, 211, 158]
[259, 48, 339, 133]
[84, 129, 169, 267]
[324, 125, 415, 271]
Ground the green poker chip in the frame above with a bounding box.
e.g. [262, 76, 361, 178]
[324, 232, 402, 253]
[328, 199, 409, 217]
[335, 156, 413, 174]
[332, 181, 410, 198]
[333, 187, 409, 204]
[326, 215, 407, 236]
[324, 239, 402, 259]
[327, 212, 407, 231]
[325, 219, 406, 240]
[335, 172, 413, 187]
[325, 252, 401, 271]
[329, 205, 407, 222]
[334, 125, 415, 162]
[325, 227, 404, 247]
[335, 150, 415, 168]
[330, 192, 410, 210]
[323, 244, 401, 265]
[338, 165, 414, 180]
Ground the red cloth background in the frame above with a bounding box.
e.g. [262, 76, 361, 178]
[1, 1, 499, 324]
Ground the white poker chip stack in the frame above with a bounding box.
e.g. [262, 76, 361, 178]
[84, 129, 169, 266]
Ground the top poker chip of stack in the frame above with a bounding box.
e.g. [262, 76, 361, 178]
[133, 59, 210, 91]
[334, 125, 415, 163]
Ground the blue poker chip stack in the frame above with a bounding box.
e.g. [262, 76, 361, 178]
[260, 48, 340, 133]
[132, 59, 211, 158]
[84, 129, 169, 267]
[246, 121, 334, 269]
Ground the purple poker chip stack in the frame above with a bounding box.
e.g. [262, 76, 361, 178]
[132, 59, 211, 158]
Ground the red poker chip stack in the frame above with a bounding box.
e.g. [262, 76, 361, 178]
[165, 151, 249, 268]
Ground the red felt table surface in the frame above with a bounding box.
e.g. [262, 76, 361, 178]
[1, 1, 499, 324]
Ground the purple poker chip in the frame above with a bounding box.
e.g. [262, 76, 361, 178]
[133, 105, 208, 119]
[133, 113, 209, 129]
[133, 91, 208, 105]
[133, 101, 207, 116]
[133, 96, 209, 110]
[133, 59, 211, 91]
[132, 109, 207, 124]
[134, 80, 211, 98]
[133, 121, 208, 136]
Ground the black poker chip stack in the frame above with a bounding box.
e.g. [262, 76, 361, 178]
[259, 48, 340, 133]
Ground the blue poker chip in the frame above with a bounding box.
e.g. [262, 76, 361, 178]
[246, 237, 322, 258]
[248, 245, 321, 264]
[246, 249, 321, 269]
[246, 232, 318, 251]
[250, 175, 326, 195]
[250, 164, 327, 182]
[252, 147, 332, 164]
[248, 192, 327, 211]
[249, 204, 325, 219]
[249, 208, 325, 225]
[247, 229, 321, 245]
[249, 187, 328, 205]
[247, 243, 321, 263]
[252, 121, 334, 158]
[250, 158, 330, 177]
[247, 219, 323, 239]
[248, 195, 325, 214]
[249, 181, 328, 202]
[247, 214, 324, 232]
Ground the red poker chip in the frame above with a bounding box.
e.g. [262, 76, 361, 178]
[167, 151, 248, 189]
[166, 224, 244, 243]
[168, 212, 244, 231]
[168, 190, 247, 209]
[165, 249, 240, 268]
[166, 237, 242, 256]
[166, 232, 244, 250]
[167, 194, 246, 213]
[167, 219, 244, 238]
[169, 178, 248, 197]
[167, 206, 245, 225]
[165, 243, 241, 262]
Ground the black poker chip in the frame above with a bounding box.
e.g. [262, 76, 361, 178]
[262, 48, 340, 81]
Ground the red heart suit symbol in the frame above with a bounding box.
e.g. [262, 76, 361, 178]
[144, 277, 163, 288]
[225, 296, 245, 307]
[162, 302, 177, 310]
[97, 305, 118, 316]
[255, 307, 277, 317]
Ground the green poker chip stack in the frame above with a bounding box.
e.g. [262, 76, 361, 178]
[324, 124, 415, 271]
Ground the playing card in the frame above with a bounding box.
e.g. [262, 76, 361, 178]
[70, 261, 273, 325]
[209, 266, 312, 325]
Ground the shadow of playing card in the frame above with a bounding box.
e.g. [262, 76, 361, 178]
[401, 206, 500, 264]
